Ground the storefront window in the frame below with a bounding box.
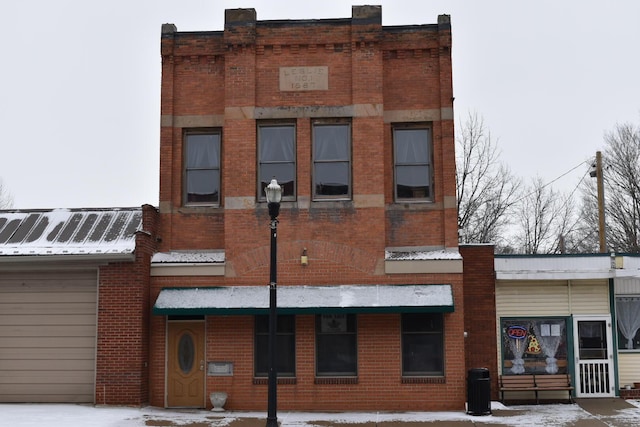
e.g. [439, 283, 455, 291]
[500, 318, 568, 375]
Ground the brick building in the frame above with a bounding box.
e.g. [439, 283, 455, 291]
[148, 6, 466, 412]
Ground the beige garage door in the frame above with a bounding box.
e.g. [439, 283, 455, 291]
[0, 270, 97, 403]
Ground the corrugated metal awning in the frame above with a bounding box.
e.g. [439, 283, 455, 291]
[153, 284, 454, 315]
[0, 208, 142, 257]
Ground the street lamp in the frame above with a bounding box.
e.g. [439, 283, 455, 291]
[265, 178, 281, 427]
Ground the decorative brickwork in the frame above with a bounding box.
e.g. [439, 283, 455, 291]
[151, 6, 463, 412]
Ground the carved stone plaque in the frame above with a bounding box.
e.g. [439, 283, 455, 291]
[279, 66, 328, 91]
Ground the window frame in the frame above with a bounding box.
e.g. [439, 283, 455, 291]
[254, 314, 296, 377]
[401, 313, 445, 377]
[499, 317, 569, 375]
[312, 119, 352, 201]
[392, 123, 433, 202]
[257, 121, 297, 202]
[183, 129, 222, 207]
[315, 314, 357, 377]
[616, 296, 640, 351]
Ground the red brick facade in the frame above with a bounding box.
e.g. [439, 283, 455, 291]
[460, 244, 499, 401]
[95, 204, 159, 405]
[147, 6, 469, 412]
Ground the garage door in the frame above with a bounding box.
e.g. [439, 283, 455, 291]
[0, 270, 97, 403]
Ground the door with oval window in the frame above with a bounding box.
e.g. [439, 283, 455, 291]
[167, 321, 205, 407]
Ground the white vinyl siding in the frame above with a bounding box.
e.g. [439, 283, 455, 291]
[496, 280, 609, 317]
[496, 279, 610, 374]
[618, 352, 640, 388]
[0, 271, 97, 403]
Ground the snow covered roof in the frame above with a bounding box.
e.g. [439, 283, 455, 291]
[152, 251, 225, 264]
[385, 249, 462, 261]
[153, 284, 454, 315]
[0, 208, 142, 257]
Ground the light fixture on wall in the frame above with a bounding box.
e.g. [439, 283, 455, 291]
[301, 248, 308, 266]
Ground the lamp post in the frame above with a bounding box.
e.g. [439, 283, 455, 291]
[265, 178, 281, 427]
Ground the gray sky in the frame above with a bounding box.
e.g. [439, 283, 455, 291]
[2, 1, 639, 209]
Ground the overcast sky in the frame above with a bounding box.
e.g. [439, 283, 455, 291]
[1, 1, 639, 209]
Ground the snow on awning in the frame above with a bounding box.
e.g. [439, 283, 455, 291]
[153, 284, 454, 315]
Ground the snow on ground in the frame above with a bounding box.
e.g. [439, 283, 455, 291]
[1, 401, 640, 427]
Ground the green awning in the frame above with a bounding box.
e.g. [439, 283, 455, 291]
[153, 284, 454, 316]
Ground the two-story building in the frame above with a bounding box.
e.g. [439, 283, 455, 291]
[149, 6, 464, 411]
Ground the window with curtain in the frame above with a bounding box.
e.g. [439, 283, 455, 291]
[312, 121, 351, 199]
[616, 296, 640, 350]
[258, 123, 296, 200]
[184, 131, 221, 205]
[255, 315, 296, 377]
[402, 313, 444, 376]
[393, 125, 432, 201]
[316, 314, 357, 376]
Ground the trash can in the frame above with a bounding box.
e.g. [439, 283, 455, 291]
[467, 367, 491, 416]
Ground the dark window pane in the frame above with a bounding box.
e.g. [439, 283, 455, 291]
[402, 313, 444, 376]
[316, 314, 357, 376]
[255, 315, 295, 377]
[259, 163, 296, 198]
[402, 334, 443, 375]
[315, 162, 349, 196]
[186, 169, 220, 203]
[316, 335, 357, 375]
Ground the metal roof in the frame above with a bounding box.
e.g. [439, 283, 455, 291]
[0, 208, 142, 257]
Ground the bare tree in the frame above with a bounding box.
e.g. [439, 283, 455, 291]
[580, 122, 640, 252]
[0, 178, 13, 209]
[456, 112, 521, 245]
[508, 177, 580, 254]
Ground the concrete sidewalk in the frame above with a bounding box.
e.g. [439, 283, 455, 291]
[138, 398, 640, 427]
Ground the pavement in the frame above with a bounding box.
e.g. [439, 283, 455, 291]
[136, 398, 640, 427]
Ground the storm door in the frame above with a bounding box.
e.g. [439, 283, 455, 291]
[573, 315, 615, 397]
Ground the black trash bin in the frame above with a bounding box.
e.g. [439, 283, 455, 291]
[467, 368, 491, 416]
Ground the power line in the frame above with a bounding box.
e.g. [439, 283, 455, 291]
[513, 160, 590, 204]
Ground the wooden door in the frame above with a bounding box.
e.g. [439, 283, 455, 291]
[167, 321, 205, 407]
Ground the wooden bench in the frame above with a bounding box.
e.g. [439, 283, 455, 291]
[499, 374, 573, 404]
[500, 374, 536, 403]
[534, 374, 573, 404]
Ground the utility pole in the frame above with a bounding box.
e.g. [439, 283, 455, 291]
[590, 151, 606, 252]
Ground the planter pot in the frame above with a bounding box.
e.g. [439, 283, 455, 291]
[210, 392, 228, 411]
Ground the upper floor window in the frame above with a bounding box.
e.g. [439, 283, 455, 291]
[402, 313, 444, 376]
[258, 123, 296, 201]
[393, 125, 432, 201]
[312, 121, 351, 200]
[184, 131, 221, 206]
[316, 314, 357, 376]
